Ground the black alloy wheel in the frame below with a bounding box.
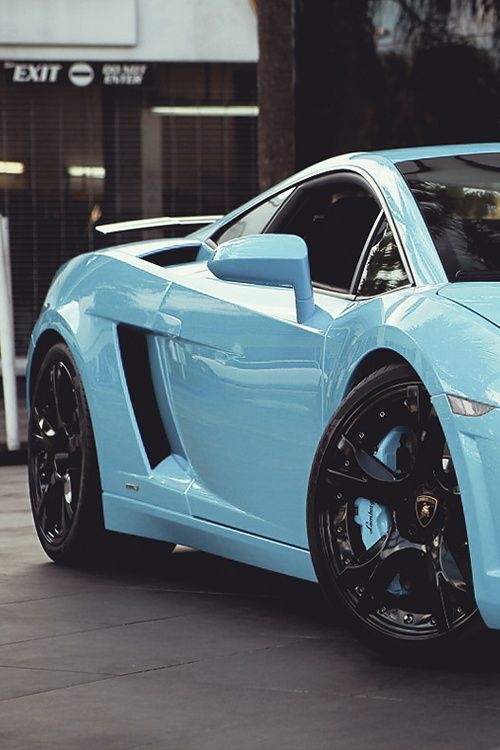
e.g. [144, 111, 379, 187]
[308, 363, 482, 656]
[28, 342, 104, 563]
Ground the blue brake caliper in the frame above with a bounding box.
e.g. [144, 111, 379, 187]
[353, 427, 409, 597]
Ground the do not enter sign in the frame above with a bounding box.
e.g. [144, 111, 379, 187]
[68, 62, 94, 87]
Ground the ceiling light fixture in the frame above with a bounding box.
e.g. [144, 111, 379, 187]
[151, 105, 258, 118]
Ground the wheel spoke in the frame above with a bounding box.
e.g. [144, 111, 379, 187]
[414, 415, 444, 482]
[344, 435, 399, 481]
[325, 434, 411, 507]
[53, 451, 70, 475]
[399, 387, 444, 484]
[33, 406, 56, 435]
[338, 526, 426, 616]
[36, 486, 50, 530]
[423, 554, 455, 633]
[339, 551, 396, 615]
[442, 517, 470, 574]
[49, 364, 64, 429]
[325, 465, 371, 492]
[64, 496, 74, 521]
[324, 469, 407, 505]
[409, 385, 433, 435]
[434, 575, 453, 633]
[68, 433, 81, 454]
[404, 384, 421, 423]
[66, 468, 81, 499]
[36, 479, 61, 534]
[60, 469, 78, 533]
[61, 492, 74, 532]
[31, 429, 54, 454]
[356, 560, 397, 616]
[31, 407, 56, 454]
[48, 362, 79, 435]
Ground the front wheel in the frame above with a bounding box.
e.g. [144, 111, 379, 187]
[307, 363, 483, 657]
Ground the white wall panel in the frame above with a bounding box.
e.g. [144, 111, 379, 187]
[0, 0, 258, 62]
[0, 0, 137, 46]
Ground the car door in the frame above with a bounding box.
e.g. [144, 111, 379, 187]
[157, 174, 384, 548]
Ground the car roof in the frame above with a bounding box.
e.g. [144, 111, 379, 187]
[292, 143, 500, 180]
[205, 144, 500, 212]
[349, 142, 500, 163]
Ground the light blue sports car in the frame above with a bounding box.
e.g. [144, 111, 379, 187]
[27, 144, 500, 655]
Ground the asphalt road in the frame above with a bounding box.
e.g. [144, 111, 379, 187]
[2, 464, 500, 749]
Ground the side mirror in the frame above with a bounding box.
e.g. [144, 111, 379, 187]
[207, 234, 314, 323]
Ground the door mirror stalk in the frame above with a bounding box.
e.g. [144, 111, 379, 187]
[207, 234, 314, 323]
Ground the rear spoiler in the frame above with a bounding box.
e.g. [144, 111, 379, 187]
[96, 214, 223, 235]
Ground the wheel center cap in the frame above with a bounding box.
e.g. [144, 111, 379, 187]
[415, 494, 438, 528]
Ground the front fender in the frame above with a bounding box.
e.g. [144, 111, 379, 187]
[332, 288, 500, 411]
[323, 287, 500, 628]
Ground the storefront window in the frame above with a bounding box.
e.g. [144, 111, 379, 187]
[0, 62, 257, 353]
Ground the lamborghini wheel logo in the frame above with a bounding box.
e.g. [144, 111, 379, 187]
[415, 495, 438, 528]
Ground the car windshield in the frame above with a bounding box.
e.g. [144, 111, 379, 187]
[397, 153, 500, 281]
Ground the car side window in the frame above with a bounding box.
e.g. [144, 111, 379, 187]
[213, 187, 294, 245]
[356, 219, 410, 296]
[267, 176, 381, 292]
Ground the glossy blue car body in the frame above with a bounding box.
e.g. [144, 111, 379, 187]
[28, 143, 500, 629]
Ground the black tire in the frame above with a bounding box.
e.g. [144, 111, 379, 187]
[28, 342, 177, 566]
[28, 342, 105, 564]
[307, 363, 484, 659]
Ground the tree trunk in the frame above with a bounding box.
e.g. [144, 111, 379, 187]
[256, 0, 295, 191]
[295, 0, 382, 167]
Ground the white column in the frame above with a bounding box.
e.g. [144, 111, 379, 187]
[0, 216, 20, 450]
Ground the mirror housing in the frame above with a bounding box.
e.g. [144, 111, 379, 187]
[207, 234, 314, 323]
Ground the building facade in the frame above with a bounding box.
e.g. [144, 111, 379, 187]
[0, 0, 258, 353]
[4, 0, 500, 354]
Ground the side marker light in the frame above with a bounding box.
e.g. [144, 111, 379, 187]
[447, 395, 495, 417]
